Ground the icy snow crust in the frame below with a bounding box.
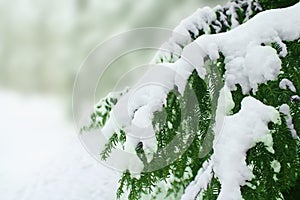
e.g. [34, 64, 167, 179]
[100, 3, 300, 200]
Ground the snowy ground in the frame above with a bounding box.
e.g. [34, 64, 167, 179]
[0, 90, 119, 200]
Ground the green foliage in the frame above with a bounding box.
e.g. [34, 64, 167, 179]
[115, 71, 213, 199]
[259, 0, 299, 10]
[80, 95, 118, 133]
[107, 56, 238, 200]
[237, 40, 300, 200]
[202, 176, 221, 200]
[100, 132, 119, 160]
[196, 39, 300, 200]
[82, 1, 300, 199]
[84, 2, 264, 199]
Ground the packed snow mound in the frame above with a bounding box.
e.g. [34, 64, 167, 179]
[213, 96, 279, 200]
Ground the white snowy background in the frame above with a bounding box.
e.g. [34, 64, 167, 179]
[0, 0, 226, 199]
[0, 91, 120, 200]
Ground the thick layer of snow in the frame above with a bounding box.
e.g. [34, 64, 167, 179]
[102, 3, 300, 169]
[213, 96, 279, 200]
[0, 91, 119, 200]
[225, 44, 281, 93]
[154, 0, 262, 63]
[96, 3, 300, 200]
[182, 95, 280, 200]
[88, 4, 300, 200]
[192, 3, 300, 93]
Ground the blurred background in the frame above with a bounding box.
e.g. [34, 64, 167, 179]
[0, 0, 226, 199]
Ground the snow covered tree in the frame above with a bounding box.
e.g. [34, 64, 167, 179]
[81, 0, 300, 199]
